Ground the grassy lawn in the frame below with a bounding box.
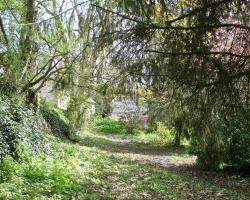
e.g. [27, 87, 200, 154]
[0, 130, 249, 199]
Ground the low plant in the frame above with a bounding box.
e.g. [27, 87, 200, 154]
[0, 96, 49, 159]
[94, 117, 145, 135]
[40, 100, 76, 138]
[94, 117, 126, 134]
[0, 144, 80, 199]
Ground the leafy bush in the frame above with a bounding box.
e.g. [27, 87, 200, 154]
[94, 117, 145, 135]
[95, 117, 126, 134]
[0, 96, 49, 159]
[0, 145, 80, 199]
[94, 118, 187, 145]
[220, 109, 250, 169]
[190, 108, 250, 170]
[40, 100, 75, 138]
[145, 126, 155, 134]
[151, 122, 191, 146]
[155, 122, 175, 142]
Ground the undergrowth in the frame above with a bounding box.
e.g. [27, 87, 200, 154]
[0, 99, 248, 199]
[94, 117, 128, 134]
[40, 100, 76, 138]
[0, 143, 80, 199]
[0, 131, 249, 200]
[0, 96, 49, 159]
[94, 117, 189, 146]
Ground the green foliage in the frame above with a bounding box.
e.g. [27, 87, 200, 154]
[190, 108, 250, 170]
[0, 127, 248, 199]
[145, 126, 155, 134]
[0, 96, 49, 159]
[0, 145, 80, 199]
[94, 118, 190, 146]
[40, 100, 75, 138]
[66, 93, 86, 129]
[155, 122, 175, 142]
[145, 122, 190, 146]
[94, 117, 127, 134]
[220, 109, 250, 168]
[0, 0, 248, 180]
[93, 0, 250, 171]
[94, 117, 146, 135]
[191, 136, 224, 171]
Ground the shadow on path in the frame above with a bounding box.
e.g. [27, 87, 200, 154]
[78, 132, 188, 157]
[76, 132, 250, 196]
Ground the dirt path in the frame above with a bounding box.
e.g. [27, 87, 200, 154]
[103, 133, 196, 167]
[79, 131, 250, 197]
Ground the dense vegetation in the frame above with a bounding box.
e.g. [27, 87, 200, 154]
[0, 0, 249, 199]
[0, 113, 249, 199]
[0, 96, 49, 159]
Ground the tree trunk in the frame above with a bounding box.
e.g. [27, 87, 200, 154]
[174, 118, 183, 146]
[20, 0, 36, 81]
[174, 131, 181, 146]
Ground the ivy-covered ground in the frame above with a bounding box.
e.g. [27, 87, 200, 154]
[1, 129, 249, 200]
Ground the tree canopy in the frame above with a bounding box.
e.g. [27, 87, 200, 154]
[0, 0, 249, 169]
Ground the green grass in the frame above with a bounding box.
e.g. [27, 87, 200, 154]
[94, 118, 190, 146]
[93, 117, 170, 146]
[94, 117, 146, 135]
[94, 117, 129, 135]
[0, 130, 249, 199]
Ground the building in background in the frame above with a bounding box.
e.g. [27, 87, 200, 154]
[111, 98, 148, 127]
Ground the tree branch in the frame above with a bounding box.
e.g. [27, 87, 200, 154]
[166, 0, 233, 24]
[92, 4, 250, 31]
[143, 49, 250, 58]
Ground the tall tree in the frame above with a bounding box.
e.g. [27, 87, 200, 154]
[87, 0, 250, 169]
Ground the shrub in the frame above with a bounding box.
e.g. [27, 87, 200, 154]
[155, 122, 175, 141]
[0, 96, 49, 159]
[94, 117, 126, 134]
[0, 146, 80, 199]
[40, 100, 75, 138]
[94, 117, 144, 135]
[220, 109, 250, 168]
[190, 108, 250, 170]
[145, 126, 155, 134]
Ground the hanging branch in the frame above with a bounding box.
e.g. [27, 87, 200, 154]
[143, 49, 250, 58]
[15, 0, 90, 26]
[92, 4, 250, 31]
